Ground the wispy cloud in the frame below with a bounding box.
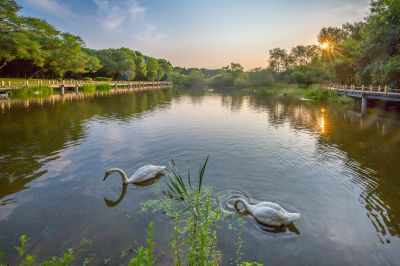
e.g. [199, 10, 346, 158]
[93, 0, 147, 31]
[135, 24, 166, 44]
[333, 3, 370, 20]
[92, 0, 166, 43]
[23, 0, 72, 16]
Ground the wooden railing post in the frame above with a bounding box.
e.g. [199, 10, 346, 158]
[1, 80, 4, 87]
[378, 85, 381, 92]
[362, 85, 364, 92]
[384, 85, 388, 94]
[60, 84, 65, 96]
[369, 85, 373, 91]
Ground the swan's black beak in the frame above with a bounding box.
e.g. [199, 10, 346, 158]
[103, 171, 111, 181]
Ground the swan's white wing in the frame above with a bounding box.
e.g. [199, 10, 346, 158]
[252, 206, 284, 226]
[129, 165, 166, 183]
[255, 202, 286, 212]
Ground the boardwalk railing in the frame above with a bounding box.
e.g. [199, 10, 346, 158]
[323, 84, 400, 95]
[0, 79, 172, 90]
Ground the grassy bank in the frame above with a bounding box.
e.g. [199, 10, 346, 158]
[255, 85, 354, 104]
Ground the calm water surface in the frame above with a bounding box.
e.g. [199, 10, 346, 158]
[0, 88, 399, 265]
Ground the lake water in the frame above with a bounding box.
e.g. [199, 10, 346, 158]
[0, 88, 399, 265]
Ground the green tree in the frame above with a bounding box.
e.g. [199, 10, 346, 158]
[268, 48, 290, 72]
[146, 58, 159, 81]
[135, 55, 147, 80]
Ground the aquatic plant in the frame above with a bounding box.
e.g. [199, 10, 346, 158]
[128, 222, 156, 266]
[80, 84, 96, 93]
[303, 87, 354, 104]
[144, 157, 222, 265]
[9, 86, 53, 99]
[95, 84, 112, 91]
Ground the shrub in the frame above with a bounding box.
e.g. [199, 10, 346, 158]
[95, 77, 112, 81]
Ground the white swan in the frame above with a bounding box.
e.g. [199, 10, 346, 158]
[33, 91, 41, 95]
[0, 92, 9, 98]
[103, 165, 166, 185]
[234, 198, 300, 226]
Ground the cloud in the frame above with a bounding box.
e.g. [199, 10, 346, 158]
[23, 0, 72, 16]
[93, 0, 147, 30]
[135, 24, 166, 43]
[91, 0, 166, 43]
[129, 2, 146, 16]
[333, 3, 370, 20]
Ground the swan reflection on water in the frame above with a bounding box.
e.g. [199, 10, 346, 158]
[103, 170, 165, 208]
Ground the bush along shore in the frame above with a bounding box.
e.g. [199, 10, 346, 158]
[255, 85, 354, 104]
[0, 158, 263, 266]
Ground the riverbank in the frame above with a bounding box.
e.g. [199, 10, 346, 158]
[255, 85, 355, 104]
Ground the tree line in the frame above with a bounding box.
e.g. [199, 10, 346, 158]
[0, 0, 172, 81]
[173, 0, 399, 89]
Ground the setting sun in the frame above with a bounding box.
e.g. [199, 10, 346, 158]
[321, 42, 330, 50]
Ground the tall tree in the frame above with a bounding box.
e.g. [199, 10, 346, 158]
[268, 48, 290, 72]
[146, 58, 159, 81]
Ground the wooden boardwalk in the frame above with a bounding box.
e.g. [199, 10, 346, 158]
[0, 80, 172, 93]
[326, 84, 400, 113]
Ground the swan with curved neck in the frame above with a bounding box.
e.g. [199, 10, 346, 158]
[234, 198, 300, 226]
[0, 92, 9, 98]
[103, 165, 166, 185]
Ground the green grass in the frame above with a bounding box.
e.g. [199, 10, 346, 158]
[303, 86, 354, 104]
[80, 84, 96, 93]
[9, 86, 53, 99]
[95, 84, 112, 91]
[255, 85, 354, 104]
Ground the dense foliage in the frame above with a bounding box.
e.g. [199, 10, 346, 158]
[0, 0, 172, 81]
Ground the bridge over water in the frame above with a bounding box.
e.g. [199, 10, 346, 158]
[327, 85, 400, 113]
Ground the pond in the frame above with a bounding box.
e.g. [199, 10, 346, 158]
[0, 88, 399, 265]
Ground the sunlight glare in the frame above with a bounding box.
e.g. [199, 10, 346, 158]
[321, 42, 330, 50]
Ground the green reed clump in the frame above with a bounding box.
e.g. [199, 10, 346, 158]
[303, 87, 354, 104]
[95, 84, 112, 91]
[9, 235, 75, 266]
[9, 86, 53, 99]
[80, 84, 96, 93]
[128, 222, 156, 266]
[163, 157, 222, 265]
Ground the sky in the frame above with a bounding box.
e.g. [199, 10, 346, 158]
[17, 0, 371, 69]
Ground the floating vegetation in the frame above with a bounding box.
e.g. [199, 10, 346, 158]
[9, 86, 53, 99]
